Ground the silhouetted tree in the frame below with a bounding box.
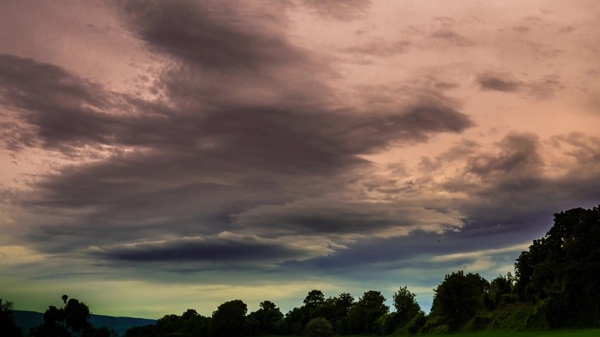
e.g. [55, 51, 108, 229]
[431, 271, 489, 330]
[0, 299, 23, 337]
[303, 290, 325, 310]
[32, 296, 93, 337]
[347, 290, 389, 334]
[514, 205, 600, 327]
[212, 299, 247, 337]
[247, 300, 283, 335]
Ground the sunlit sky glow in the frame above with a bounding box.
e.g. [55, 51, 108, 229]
[1, 0, 599, 319]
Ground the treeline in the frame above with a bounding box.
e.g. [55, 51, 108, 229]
[1, 295, 116, 337]
[2, 205, 598, 337]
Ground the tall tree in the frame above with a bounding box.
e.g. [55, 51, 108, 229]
[212, 300, 247, 337]
[303, 290, 325, 309]
[431, 271, 489, 330]
[392, 286, 422, 327]
[248, 300, 283, 335]
[514, 205, 600, 327]
[0, 299, 23, 337]
[347, 290, 389, 334]
[32, 296, 93, 337]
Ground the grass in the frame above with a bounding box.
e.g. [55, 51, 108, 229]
[444, 329, 600, 337]
[258, 329, 600, 337]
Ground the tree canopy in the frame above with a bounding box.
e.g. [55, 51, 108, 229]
[1, 299, 23, 337]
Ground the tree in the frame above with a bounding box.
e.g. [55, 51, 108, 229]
[212, 300, 247, 337]
[514, 205, 600, 327]
[431, 271, 489, 330]
[392, 286, 422, 327]
[32, 296, 93, 337]
[489, 273, 515, 307]
[303, 290, 325, 309]
[332, 293, 355, 334]
[248, 300, 283, 335]
[347, 290, 389, 334]
[0, 299, 23, 337]
[305, 317, 333, 337]
[64, 298, 92, 335]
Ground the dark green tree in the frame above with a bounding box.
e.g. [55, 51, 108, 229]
[431, 271, 489, 330]
[212, 299, 247, 337]
[247, 300, 283, 335]
[489, 273, 515, 307]
[514, 205, 600, 327]
[347, 290, 389, 334]
[0, 299, 23, 337]
[303, 290, 325, 310]
[392, 286, 422, 327]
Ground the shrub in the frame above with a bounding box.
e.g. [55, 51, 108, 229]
[406, 312, 427, 334]
[305, 317, 334, 337]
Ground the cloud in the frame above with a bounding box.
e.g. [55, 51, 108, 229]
[1, 45, 473, 262]
[119, 0, 299, 72]
[233, 199, 465, 238]
[476, 72, 522, 92]
[475, 72, 563, 99]
[467, 132, 542, 179]
[301, 0, 372, 21]
[89, 233, 321, 266]
[429, 30, 474, 47]
[342, 40, 410, 58]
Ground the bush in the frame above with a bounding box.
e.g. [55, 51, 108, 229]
[405, 312, 427, 334]
[375, 313, 398, 335]
[305, 317, 333, 337]
[431, 324, 450, 335]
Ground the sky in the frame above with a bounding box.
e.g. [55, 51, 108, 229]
[1, 0, 599, 319]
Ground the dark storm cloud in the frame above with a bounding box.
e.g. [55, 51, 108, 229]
[119, 0, 301, 72]
[0, 54, 121, 152]
[233, 199, 463, 237]
[467, 132, 542, 178]
[437, 132, 600, 238]
[91, 235, 309, 264]
[0, 0, 478, 270]
[1, 57, 473, 256]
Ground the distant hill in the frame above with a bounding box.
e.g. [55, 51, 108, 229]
[13, 310, 156, 336]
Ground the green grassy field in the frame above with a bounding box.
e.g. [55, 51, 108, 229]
[260, 330, 600, 337]
[443, 330, 600, 337]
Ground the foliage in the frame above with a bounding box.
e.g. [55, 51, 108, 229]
[393, 286, 422, 328]
[431, 271, 489, 330]
[303, 290, 325, 309]
[247, 301, 283, 335]
[212, 299, 247, 337]
[347, 290, 389, 334]
[374, 312, 398, 335]
[1, 299, 23, 337]
[405, 312, 427, 334]
[32, 295, 94, 337]
[304, 317, 333, 337]
[514, 206, 600, 327]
